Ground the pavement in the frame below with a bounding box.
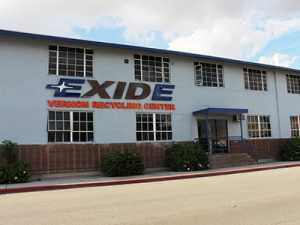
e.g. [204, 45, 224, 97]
[1, 161, 300, 194]
[2, 165, 300, 225]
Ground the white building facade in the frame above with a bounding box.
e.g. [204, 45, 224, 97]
[0, 30, 299, 174]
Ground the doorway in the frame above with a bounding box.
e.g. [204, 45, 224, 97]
[197, 119, 229, 154]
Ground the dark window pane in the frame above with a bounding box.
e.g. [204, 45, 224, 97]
[63, 132, 70, 142]
[56, 132, 63, 142]
[73, 132, 79, 142]
[56, 112, 63, 120]
[48, 132, 55, 142]
[49, 111, 55, 120]
[64, 122, 70, 130]
[86, 49, 93, 54]
[49, 45, 57, 50]
[80, 112, 86, 121]
[88, 122, 93, 131]
[56, 122, 63, 130]
[80, 132, 87, 142]
[63, 112, 70, 120]
[87, 113, 93, 121]
[73, 122, 79, 131]
[136, 132, 142, 141]
[167, 132, 172, 140]
[87, 132, 93, 142]
[142, 132, 148, 141]
[149, 132, 154, 141]
[73, 112, 79, 121]
[137, 123, 141, 131]
[49, 122, 55, 130]
[161, 132, 167, 140]
[80, 122, 87, 131]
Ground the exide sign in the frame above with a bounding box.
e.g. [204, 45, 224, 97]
[46, 78, 176, 111]
[46, 78, 175, 101]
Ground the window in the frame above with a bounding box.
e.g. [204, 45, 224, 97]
[286, 74, 300, 94]
[290, 116, 300, 137]
[134, 54, 170, 83]
[244, 68, 267, 91]
[136, 113, 172, 141]
[48, 45, 93, 77]
[48, 111, 94, 143]
[247, 115, 271, 138]
[194, 62, 224, 87]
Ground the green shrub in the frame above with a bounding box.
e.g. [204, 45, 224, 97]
[101, 149, 144, 176]
[0, 140, 17, 164]
[166, 143, 209, 171]
[279, 138, 300, 161]
[0, 161, 29, 184]
[0, 140, 29, 184]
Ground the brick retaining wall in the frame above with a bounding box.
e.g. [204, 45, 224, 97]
[0, 139, 288, 175]
[229, 139, 286, 161]
[0, 143, 172, 175]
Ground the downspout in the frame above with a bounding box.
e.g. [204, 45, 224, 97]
[273, 69, 282, 138]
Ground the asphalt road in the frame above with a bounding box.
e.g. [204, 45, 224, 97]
[1, 167, 300, 225]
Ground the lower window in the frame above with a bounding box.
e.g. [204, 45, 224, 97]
[247, 115, 271, 138]
[136, 113, 172, 141]
[290, 116, 300, 137]
[48, 111, 94, 143]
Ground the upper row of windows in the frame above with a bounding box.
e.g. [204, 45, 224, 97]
[48, 45, 300, 94]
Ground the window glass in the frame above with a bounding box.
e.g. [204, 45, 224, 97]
[194, 62, 224, 87]
[134, 54, 170, 83]
[48, 45, 93, 77]
[247, 115, 271, 138]
[136, 113, 172, 141]
[48, 111, 94, 143]
[244, 68, 267, 91]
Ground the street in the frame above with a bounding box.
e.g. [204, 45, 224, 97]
[1, 167, 300, 225]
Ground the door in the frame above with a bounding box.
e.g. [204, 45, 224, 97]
[197, 119, 229, 153]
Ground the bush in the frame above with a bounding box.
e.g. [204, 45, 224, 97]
[166, 143, 209, 171]
[0, 140, 17, 164]
[101, 149, 144, 176]
[0, 161, 29, 184]
[0, 140, 29, 184]
[279, 138, 300, 161]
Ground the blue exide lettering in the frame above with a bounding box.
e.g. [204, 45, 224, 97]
[151, 84, 175, 101]
[46, 78, 85, 97]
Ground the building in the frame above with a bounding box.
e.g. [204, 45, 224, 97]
[0, 29, 300, 174]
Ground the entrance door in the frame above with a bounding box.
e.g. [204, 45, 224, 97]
[197, 119, 229, 154]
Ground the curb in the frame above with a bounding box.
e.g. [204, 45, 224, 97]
[1, 163, 300, 194]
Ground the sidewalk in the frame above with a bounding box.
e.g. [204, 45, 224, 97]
[1, 161, 300, 194]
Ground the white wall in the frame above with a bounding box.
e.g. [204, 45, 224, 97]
[0, 35, 298, 144]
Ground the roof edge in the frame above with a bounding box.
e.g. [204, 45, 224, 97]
[0, 29, 299, 74]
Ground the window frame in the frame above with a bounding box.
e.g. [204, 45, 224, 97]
[247, 115, 272, 139]
[136, 113, 173, 142]
[47, 110, 94, 143]
[243, 68, 268, 91]
[290, 116, 300, 137]
[194, 62, 224, 87]
[134, 54, 170, 83]
[48, 45, 94, 78]
[286, 74, 300, 94]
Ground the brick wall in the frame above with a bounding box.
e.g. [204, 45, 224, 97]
[229, 139, 286, 161]
[0, 139, 288, 175]
[0, 142, 172, 175]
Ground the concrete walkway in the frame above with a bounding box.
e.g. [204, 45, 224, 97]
[1, 161, 300, 194]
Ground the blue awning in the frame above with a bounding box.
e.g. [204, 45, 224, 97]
[193, 107, 248, 116]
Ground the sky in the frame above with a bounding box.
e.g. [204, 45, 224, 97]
[1, 0, 300, 69]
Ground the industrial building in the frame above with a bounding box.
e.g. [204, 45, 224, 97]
[0, 29, 299, 174]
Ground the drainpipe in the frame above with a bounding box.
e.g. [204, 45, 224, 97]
[273, 69, 282, 138]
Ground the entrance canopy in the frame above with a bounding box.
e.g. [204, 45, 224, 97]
[193, 107, 248, 116]
[193, 107, 248, 154]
